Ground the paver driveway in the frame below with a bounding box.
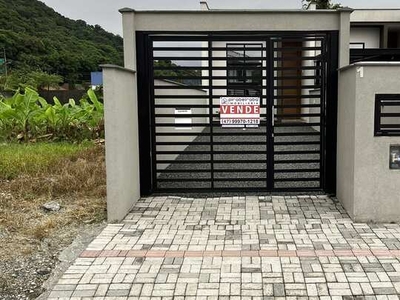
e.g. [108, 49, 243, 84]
[47, 195, 400, 299]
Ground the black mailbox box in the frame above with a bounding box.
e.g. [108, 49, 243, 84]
[390, 145, 400, 169]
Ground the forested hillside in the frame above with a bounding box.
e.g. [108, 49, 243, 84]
[0, 0, 124, 83]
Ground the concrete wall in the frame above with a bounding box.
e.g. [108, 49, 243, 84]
[338, 63, 400, 222]
[102, 65, 140, 222]
[121, 8, 350, 68]
[350, 27, 381, 48]
[337, 67, 357, 219]
[130, 10, 342, 32]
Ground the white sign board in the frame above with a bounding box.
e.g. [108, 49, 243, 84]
[175, 108, 192, 130]
[220, 97, 260, 128]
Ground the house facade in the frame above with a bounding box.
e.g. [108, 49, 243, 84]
[102, 3, 400, 223]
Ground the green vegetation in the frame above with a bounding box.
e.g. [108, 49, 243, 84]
[0, 142, 91, 180]
[302, 0, 342, 9]
[0, 0, 123, 83]
[155, 60, 202, 85]
[1, 69, 63, 91]
[0, 87, 104, 142]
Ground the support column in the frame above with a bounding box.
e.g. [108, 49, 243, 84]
[338, 8, 353, 68]
[120, 8, 136, 70]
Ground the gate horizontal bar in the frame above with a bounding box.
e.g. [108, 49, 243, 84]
[153, 187, 323, 193]
[273, 66, 322, 71]
[274, 150, 320, 155]
[274, 178, 320, 182]
[156, 169, 267, 173]
[274, 141, 320, 146]
[273, 56, 322, 61]
[156, 132, 268, 136]
[151, 36, 326, 42]
[154, 104, 321, 109]
[274, 95, 321, 99]
[274, 47, 323, 51]
[154, 84, 321, 90]
[156, 160, 267, 164]
[155, 56, 267, 61]
[381, 113, 400, 117]
[156, 150, 268, 155]
[157, 178, 212, 182]
[157, 141, 267, 146]
[274, 169, 320, 173]
[157, 178, 268, 182]
[153, 46, 323, 52]
[275, 104, 321, 109]
[274, 132, 320, 137]
[275, 159, 320, 164]
[274, 123, 321, 127]
[275, 113, 321, 118]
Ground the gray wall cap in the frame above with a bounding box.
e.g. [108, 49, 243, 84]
[338, 7, 354, 13]
[119, 8, 135, 13]
[120, 8, 342, 14]
[353, 8, 400, 11]
[339, 61, 400, 72]
[100, 64, 136, 74]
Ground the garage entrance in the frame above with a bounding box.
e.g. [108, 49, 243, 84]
[137, 32, 338, 194]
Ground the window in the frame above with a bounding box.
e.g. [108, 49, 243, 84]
[226, 44, 262, 97]
[375, 94, 400, 136]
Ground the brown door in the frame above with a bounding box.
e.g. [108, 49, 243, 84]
[278, 41, 302, 120]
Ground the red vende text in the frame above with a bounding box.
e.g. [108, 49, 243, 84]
[220, 105, 260, 114]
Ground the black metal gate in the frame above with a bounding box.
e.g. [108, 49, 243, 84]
[137, 32, 338, 195]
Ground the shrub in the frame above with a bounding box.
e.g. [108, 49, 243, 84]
[0, 88, 104, 142]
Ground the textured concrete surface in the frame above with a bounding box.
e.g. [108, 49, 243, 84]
[46, 195, 400, 299]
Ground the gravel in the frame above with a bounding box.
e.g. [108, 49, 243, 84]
[0, 223, 105, 300]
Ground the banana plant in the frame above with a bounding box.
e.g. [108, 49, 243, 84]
[0, 88, 105, 142]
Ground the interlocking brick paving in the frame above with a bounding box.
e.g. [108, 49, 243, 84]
[47, 195, 400, 299]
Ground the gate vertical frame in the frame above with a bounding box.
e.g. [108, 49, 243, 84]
[148, 38, 157, 193]
[320, 34, 327, 190]
[208, 36, 215, 190]
[136, 32, 153, 195]
[324, 31, 339, 194]
[266, 37, 274, 190]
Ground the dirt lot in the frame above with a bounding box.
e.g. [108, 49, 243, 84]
[0, 143, 107, 300]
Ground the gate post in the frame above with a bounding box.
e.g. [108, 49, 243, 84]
[338, 8, 353, 68]
[102, 65, 140, 222]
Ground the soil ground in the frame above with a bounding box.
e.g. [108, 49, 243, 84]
[0, 143, 107, 300]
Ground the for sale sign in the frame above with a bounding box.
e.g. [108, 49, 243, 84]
[220, 97, 260, 128]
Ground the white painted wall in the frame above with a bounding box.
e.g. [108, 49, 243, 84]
[350, 27, 380, 49]
[338, 63, 400, 222]
[102, 65, 140, 222]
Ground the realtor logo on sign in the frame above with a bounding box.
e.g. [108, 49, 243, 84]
[220, 97, 260, 128]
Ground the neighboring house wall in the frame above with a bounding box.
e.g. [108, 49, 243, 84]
[338, 63, 400, 222]
[350, 9, 400, 23]
[155, 79, 208, 170]
[350, 27, 381, 48]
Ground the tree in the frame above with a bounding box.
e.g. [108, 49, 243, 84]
[303, 0, 342, 9]
[0, 0, 124, 84]
[2, 69, 63, 91]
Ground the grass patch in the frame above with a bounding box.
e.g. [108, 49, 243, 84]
[0, 142, 106, 256]
[0, 142, 92, 180]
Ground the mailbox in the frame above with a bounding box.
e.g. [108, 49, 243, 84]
[390, 145, 400, 169]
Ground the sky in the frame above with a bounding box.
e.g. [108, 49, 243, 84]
[40, 0, 400, 36]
